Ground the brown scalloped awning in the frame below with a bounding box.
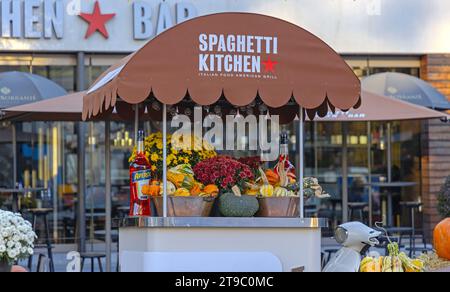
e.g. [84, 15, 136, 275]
[83, 13, 361, 121]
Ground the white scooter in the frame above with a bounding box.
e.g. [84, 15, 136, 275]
[323, 222, 382, 272]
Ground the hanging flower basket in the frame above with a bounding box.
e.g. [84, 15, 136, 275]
[153, 196, 215, 217]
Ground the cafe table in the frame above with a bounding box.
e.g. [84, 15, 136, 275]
[0, 188, 48, 212]
[365, 182, 417, 226]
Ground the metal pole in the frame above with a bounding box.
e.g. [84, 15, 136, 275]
[386, 122, 393, 226]
[105, 120, 112, 272]
[342, 123, 349, 222]
[367, 121, 373, 226]
[77, 123, 86, 252]
[89, 123, 94, 252]
[162, 104, 168, 218]
[299, 107, 304, 218]
[387, 122, 392, 182]
[76, 51, 86, 253]
[313, 121, 319, 178]
[134, 105, 139, 144]
[12, 123, 17, 188]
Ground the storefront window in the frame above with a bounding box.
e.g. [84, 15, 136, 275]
[300, 119, 422, 232]
[0, 54, 134, 247]
[86, 66, 110, 87]
[7, 121, 79, 243]
[370, 120, 422, 226]
[0, 66, 30, 73]
[0, 122, 13, 209]
[303, 122, 369, 233]
[0, 54, 77, 92]
[33, 66, 76, 92]
[344, 56, 421, 79]
[368, 67, 420, 77]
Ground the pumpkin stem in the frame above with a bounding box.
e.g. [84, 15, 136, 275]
[231, 185, 242, 197]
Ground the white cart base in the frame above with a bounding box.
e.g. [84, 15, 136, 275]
[119, 217, 326, 272]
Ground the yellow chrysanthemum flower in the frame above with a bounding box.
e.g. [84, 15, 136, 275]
[151, 153, 159, 162]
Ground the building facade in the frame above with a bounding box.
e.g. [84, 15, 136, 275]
[0, 0, 449, 244]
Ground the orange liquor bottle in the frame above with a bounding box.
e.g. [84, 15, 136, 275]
[129, 130, 152, 216]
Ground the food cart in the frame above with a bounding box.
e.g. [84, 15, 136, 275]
[82, 13, 361, 272]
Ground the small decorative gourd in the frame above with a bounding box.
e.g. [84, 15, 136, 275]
[203, 184, 219, 196]
[190, 183, 202, 196]
[159, 181, 176, 196]
[265, 169, 280, 186]
[148, 180, 161, 196]
[259, 168, 274, 197]
[174, 188, 190, 197]
[273, 186, 289, 197]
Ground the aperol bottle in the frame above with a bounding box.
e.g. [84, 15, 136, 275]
[129, 130, 152, 216]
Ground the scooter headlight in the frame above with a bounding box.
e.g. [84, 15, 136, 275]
[335, 227, 348, 244]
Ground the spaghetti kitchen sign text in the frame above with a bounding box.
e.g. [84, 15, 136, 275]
[198, 33, 278, 79]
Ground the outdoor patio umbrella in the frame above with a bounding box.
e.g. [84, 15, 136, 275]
[309, 90, 448, 224]
[3, 91, 85, 122]
[0, 71, 67, 189]
[0, 71, 67, 109]
[362, 72, 450, 110]
[312, 90, 449, 122]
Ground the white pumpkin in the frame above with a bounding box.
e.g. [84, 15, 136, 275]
[159, 181, 177, 195]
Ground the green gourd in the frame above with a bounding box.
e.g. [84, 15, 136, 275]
[219, 193, 259, 217]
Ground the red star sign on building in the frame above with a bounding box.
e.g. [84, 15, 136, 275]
[79, 1, 115, 39]
[262, 57, 278, 73]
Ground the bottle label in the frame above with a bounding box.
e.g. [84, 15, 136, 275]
[132, 170, 151, 200]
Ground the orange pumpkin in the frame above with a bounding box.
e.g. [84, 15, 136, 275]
[204, 184, 219, 196]
[434, 218, 450, 260]
[265, 169, 280, 186]
[148, 181, 161, 196]
[190, 183, 202, 196]
[141, 185, 151, 195]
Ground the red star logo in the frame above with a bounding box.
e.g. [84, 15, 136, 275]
[262, 57, 278, 74]
[79, 1, 115, 39]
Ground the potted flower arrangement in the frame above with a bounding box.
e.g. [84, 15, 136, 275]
[129, 132, 217, 179]
[150, 164, 220, 217]
[194, 156, 258, 217]
[129, 133, 219, 217]
[238, 156, 263, 180]
[0, 210, 36, 272]
[194, 156, 254, 193]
